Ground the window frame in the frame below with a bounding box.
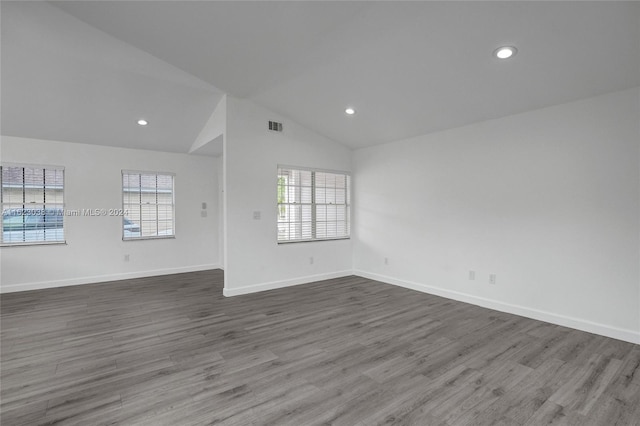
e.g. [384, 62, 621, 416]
[121, 170, 176, 241]
[1, 163, 66, 247]
[277, 165, 351, 244]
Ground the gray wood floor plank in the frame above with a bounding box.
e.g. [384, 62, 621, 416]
[2, 269, 638, 425]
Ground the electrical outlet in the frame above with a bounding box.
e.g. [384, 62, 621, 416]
[384, 257, 389, 265]
[489, 274, 496, 285]
[309, 257, 314, 265]
[469, 270, 475, 280]
[253, 211, 261, 220]
[124, 254, 130, 262]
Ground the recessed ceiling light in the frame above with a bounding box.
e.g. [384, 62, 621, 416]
[137, 119, 148, 126]
[345, 107, 356, 115]
[494, 46, 517, 59]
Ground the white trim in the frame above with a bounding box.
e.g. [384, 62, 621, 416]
[278, 237, 350, 244]
[277, 164, 351, 176]
[353, 270, 640, 345]
[1, 162, 64, 170]
[121, 169, 176, 176]
[1, 240, 67, 248]
[3, 263, 635, 344]
[223, 270, 353, 297]
[0, 264, 221, 293]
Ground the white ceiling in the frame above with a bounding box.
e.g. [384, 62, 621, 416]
[3, 1, 639, 151]
[1, 1, 223, 153]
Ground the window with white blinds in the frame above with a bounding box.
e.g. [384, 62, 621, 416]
[1, 164, 65, 246]
[122, 171, 175, 240]
[277, 166, 350, 243]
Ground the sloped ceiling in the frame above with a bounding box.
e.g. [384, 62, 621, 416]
[1, 1, 223, 153]
[3, 1, 639, 151]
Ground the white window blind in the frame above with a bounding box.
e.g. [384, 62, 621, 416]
[277, 166, 350, 243]
[1, 164, 65, 245]
[122, 171, 175, 240]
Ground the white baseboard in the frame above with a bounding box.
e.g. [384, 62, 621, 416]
[354, 270, 640, 345]
[223, 270, 353, 297]
[4, 264, 637, 345]
[0, 264, 222, 293]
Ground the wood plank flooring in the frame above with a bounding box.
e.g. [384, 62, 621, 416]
[1, 270, 639, 425]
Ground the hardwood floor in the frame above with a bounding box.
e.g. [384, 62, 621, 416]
[1, 270, 639, 425]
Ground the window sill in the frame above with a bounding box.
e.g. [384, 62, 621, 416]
[123, 235, 176, 242]
[1, 241, 67, 248]
[278, 237, 350, 245]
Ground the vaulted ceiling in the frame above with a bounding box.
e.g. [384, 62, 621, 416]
[2, 1, 639, 151]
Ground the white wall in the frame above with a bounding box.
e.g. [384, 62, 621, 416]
[216, 155, 224, 268]
[190, 95, 226, 156]
[353, 88, 640, 343]
[3, 92, 637, 345]
[0, 136, 220, 292]
[223, 97, 352, 295]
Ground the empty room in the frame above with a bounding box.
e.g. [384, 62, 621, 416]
[1, 1, 639, 425]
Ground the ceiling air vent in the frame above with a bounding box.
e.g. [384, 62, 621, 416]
[268, 121, 283, 132]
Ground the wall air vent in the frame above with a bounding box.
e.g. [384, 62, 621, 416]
[268, 121, 283, 132]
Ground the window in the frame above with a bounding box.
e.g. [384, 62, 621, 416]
[122, 171, 175, 240]
[1, 164, 65, 246]
[277, 166, 350, 243]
